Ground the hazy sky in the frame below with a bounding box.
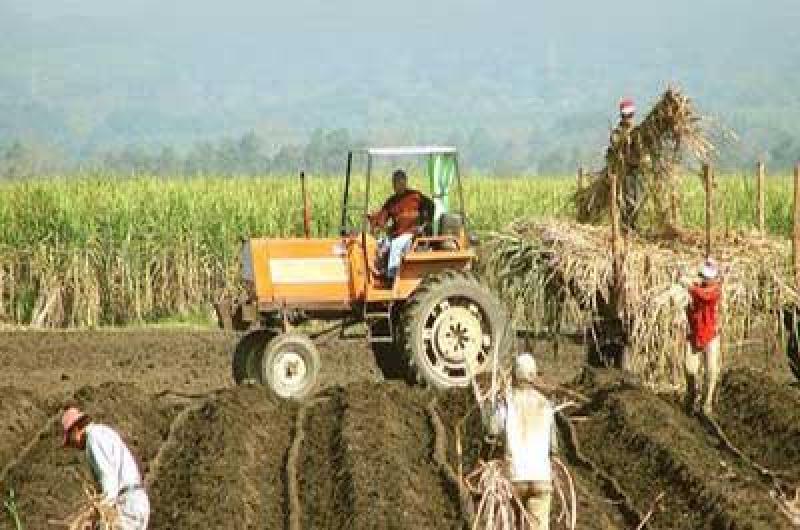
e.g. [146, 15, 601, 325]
[1, 0, 797, 160]
[6, 0, 795, 34]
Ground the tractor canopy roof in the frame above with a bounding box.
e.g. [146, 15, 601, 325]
[362, 146, 457, 157]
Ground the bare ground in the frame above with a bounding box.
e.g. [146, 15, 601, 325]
[0, 329, 797, 529]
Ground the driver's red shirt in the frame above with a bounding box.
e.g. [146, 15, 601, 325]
[371, 189, 434, 238]
[687, 282, 721, 350]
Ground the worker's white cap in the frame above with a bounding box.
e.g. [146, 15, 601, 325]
[699, 259, 718, 280]
[513, 353, 537, 383]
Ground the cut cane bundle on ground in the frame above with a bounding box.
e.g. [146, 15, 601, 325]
[48, 476, 119, 529]
[484, 218, 797, 388]
[573, 86, 717, 227]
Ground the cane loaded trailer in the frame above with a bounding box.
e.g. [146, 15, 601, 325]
[216, 146, 512, 400]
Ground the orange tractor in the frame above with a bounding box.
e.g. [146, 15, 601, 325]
[217, 146, 512, 399]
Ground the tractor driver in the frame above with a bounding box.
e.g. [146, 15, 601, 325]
[367, 169, 434, 280]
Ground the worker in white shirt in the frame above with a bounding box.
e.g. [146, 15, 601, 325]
[482, 353, 558, 530]
[61, 406, 150, 530]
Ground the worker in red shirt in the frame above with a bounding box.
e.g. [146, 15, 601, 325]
[684, 259, 722, 416]
[367, 169, 434, 280]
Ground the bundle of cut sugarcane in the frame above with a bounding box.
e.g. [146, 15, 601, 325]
[484, 219, 798, 388]
[574, 87, 715, 228]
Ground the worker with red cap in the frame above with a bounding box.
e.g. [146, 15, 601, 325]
[683, 259, 723, 416]
[62, 406, 150, 529]
[608, 97, 644, 231]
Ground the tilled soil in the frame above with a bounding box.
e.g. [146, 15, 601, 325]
[715, 368, 800, 477]
[0, 330, 797, 529]
[147, 388, 296, 529]
[571, 369, 796, 530]
[1, 382, 178, 529]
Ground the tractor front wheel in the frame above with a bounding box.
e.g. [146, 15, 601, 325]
[232, 329, 275, 385]
[260, 332, 321, 400]
[400, 271, 512, 390]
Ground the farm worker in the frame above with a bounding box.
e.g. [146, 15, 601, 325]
[367, 169, 434, 280]
[62, 406, 150, 530]
[684, 259, 722, 416]
[482, 353, 558, 530]
[608, 97, 644, 231]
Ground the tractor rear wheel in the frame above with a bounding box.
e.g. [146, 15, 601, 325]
[260, 332, 321, 400]
[400, 270, 513, 390]
[232, 329, 275, 385]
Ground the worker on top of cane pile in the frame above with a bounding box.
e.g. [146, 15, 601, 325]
[62, 406, 150, 530]
[684, 259, 722, 417]
[607, 97, 645, 231]
[482, 353, 558, 530]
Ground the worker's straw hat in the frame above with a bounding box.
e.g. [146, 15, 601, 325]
[61, 406, 87, 446]
[513, 352, 537, 383]
[699, 259, 718, 280]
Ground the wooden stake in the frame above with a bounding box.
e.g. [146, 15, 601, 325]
[757, 160, 766, 235]
[300, 171, 311, 238]
[794, 163, 800, 289]
[703, 164, 713, 259]
[577, 166, 585, 189]
[609, 170, 629, 370]
[609, 170, 620, 285]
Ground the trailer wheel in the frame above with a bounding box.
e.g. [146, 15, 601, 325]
[260, 332, 321, 400]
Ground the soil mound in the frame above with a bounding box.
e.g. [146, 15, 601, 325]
[716, 368, 800, 475]
[573, 378, 793, 529]
[148, 387, 295, 529]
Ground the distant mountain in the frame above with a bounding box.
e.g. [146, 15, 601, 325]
[0, 0, 798, 173]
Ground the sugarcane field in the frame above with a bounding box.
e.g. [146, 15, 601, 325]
[2, 3, 800, 529]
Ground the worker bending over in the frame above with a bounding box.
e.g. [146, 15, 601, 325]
[482, 353, 558, 530]
[368, 169, 434, 280]
[684, 260, 722, 416]
[62, 406, 150, 529]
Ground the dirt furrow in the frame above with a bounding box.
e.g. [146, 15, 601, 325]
[575, 383, 793, 529]
[147, 387, 295, 529]
[556, 412, 641, 529]
[339, 382, 463, 529]
[0, 387, 57, 483]
[297, 388, 352, 529]
[143, 398, 199, 490]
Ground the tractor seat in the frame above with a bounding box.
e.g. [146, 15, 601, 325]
[439, 213, 464, 236]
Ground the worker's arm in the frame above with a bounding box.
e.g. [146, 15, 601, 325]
[368, 197, 393, 230]
[367, 208, 388, 230]
[86, 429, 121, 503]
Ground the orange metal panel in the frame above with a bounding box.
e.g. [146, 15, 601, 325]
[252, 237, 355, 307]
[272, 283, 351, 302]
[256, 238, 350, 259]
[363, 259, 472, 302]
[251, 239, 272, 302]
[346, 238, 367, 300]
[402, 250, 475, 263]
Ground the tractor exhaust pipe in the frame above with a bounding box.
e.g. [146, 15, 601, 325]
[301, 171, 311, 238]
